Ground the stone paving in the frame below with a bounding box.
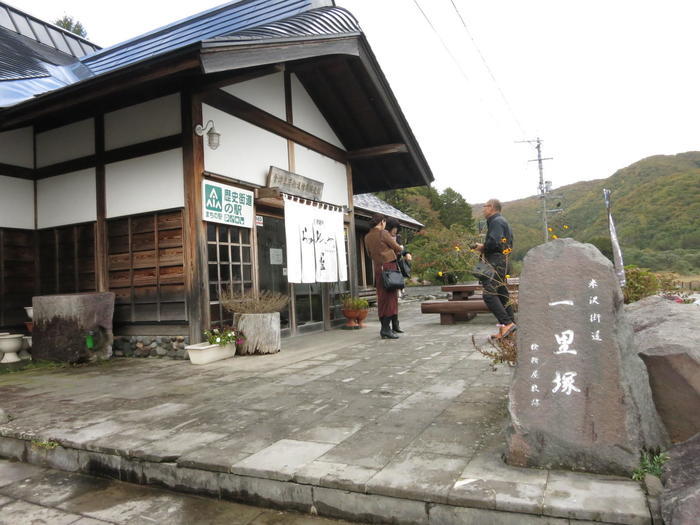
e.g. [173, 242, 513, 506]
[0, 302, 652, 524]
[0, 458, 355, 525]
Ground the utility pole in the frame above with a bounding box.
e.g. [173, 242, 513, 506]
[517, 137, 560, 243]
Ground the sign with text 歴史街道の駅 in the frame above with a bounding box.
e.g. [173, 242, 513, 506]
[202, 180, 254, 228]
[267, 166, 323, 201]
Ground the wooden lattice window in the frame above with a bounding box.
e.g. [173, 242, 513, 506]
[0, 228, 35, 328]
[39, 223, 96, 295]
[207, 222, 253, 326]
[107, 210, 185, 324]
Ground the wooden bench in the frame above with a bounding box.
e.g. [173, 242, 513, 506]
[357, 288, 377, 307]
[421, 299, 488, 325]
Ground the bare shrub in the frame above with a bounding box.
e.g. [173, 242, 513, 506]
[220, 289, 289, 314]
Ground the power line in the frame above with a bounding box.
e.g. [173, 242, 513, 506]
[411, 0, 503, 130]
[449, 0, 526, 137]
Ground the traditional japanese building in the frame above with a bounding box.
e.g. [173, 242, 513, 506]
[0, 0, 432, 349]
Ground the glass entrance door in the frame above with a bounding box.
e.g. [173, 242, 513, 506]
[255, 215, 290, 331]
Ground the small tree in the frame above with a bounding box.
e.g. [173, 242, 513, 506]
[53, 15, 87, 38]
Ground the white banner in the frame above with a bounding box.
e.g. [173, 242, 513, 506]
[283, 196, 347, 283]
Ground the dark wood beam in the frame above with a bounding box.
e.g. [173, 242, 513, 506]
[347, 143, 407, 160]
[181, 89, 209, 343]
[35, 155, 96, 179]
[193, 64, 284, 94]
[103, 135, 182, 165]
[34, 135, 182, 179]
[95, 115, 108, 293]
[202, 89, 347, 164]
[0, 162, 34, 180]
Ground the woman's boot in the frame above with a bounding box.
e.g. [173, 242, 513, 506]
[380, 317, 399, 339]
[391, 315, 404, 333]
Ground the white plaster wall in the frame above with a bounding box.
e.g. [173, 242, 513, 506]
[0, 127, 33, 168]
[105, 93, 181, 150]
[291, 74, 345, 150]
[0, 175, 34, 229]
[294, 145, 348, 207]
[37, 169, 96, 229]
[105, 148, 184, 218]
[221, 72, 285, 120]
[36, 118, 95, 168]
[202, 104, 288, 186]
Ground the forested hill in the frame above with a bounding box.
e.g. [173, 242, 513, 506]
[490, 152, 700, 273]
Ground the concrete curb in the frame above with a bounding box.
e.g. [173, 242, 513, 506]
[0, 435, 651, 525]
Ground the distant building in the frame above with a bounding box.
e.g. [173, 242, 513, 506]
[0, 0, 432, 345]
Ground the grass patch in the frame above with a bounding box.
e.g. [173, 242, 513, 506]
[0, 358, 117, 375]
[632, 449, 669, 480]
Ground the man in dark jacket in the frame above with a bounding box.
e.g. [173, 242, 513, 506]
[474, 199, 516, 339]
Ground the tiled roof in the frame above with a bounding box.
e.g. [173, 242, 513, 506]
[81, 0, 320, 76]
[353, 193, 424, 229]
[0, 2, 99, 58]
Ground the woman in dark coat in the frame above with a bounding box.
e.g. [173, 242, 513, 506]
[384, 217, 410, 333]
[364, 213, 404, 339]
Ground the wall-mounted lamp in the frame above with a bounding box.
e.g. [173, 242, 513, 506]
[194, 120, 220, 150]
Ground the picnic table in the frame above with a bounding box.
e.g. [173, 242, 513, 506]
[421, 279, 519, 325]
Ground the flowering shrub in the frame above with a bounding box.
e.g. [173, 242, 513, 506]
[203, 328, 244, 347]
[623, 265, 659, 304]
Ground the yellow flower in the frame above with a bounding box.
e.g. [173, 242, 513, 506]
[454, 246, 461, 251]
[547, 227, 553, 232]
[501, 237, 507, 243]
[505, 274, 511, 279]
[437, 271, 443, 277]
[552, 234, 558, 239]
[563, 225, 569, 229]
[502, 248, 512, 255]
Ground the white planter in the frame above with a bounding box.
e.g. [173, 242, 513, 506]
[0, 334, 23, 363]
[185, 342, 236, 365]
[24, 307, 33, 320]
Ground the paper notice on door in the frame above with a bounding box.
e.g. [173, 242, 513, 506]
[270, 248, 283, 265]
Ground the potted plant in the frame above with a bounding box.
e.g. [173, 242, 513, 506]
[220, 289, 288, 355]
[185, 327, 241, 365]
[341, 295, 370, 329]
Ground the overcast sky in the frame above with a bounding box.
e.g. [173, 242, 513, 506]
[11, 0, 700, 203]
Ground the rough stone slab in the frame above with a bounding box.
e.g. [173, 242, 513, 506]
[219, 473, 313, 513]
[0, 495, 11, 506]
[317, 429, 418, 470]
[543, 471, 650, 525]
[0, 436, 27, 462]
[661, 432, 700, 525]
[231, 439, 335, 481]
[33, 292, 115, 363]
[365, 450, 468, 504]
[130, 431, 229, 462]
[430, 504, 570, 525]
[0, 460, 46, 488]
[141, 462, 220, 498]
[626, 295, 700, 443]
[293, 460, 378, 493]
[177, 442, 251, 473]
[292, 421, 364, 444]
[508, 239, 668, 475]
[26, 443, 82, 473]
[0, 466, 111, 507]
[0, 500, 85, 525]
[312, 486, 428, 525]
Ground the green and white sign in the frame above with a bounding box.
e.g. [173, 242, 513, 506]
[202, 180, 254, 228]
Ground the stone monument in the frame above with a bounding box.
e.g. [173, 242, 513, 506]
[33, 292, 115, 363]
[507, 239, 669, 475]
